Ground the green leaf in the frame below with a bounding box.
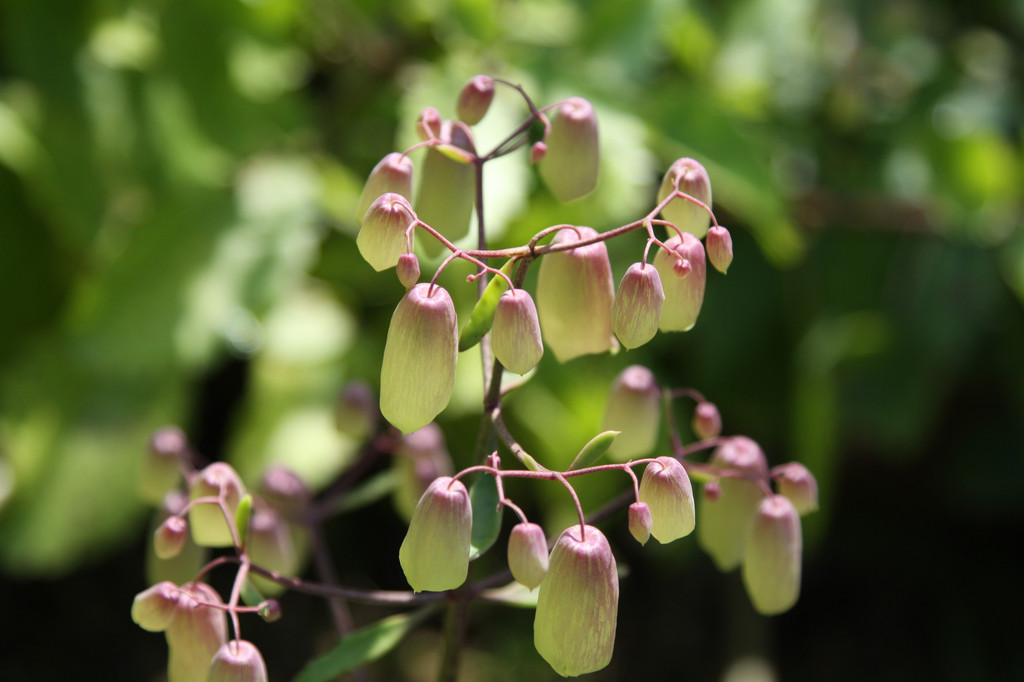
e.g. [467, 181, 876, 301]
[520, 452, 544, 472]
[334, 469, 397, 514]
[568, 430, 620, 470]
[458, 259, 515, 352]
[241, 579, 264, 607]
[235, 493, 253, 546]
[469, 473, 502, 559]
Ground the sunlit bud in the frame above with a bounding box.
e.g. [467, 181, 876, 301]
[534, 525, 618, 677]
[602, 365, 660, 461]
[397, 252, 420, 289]
[692, 401, 722, 440]
[639, 457, 695, 543]
[165, 582, 227, 682]
[260, 466, 311, 518]
[457, 74, 495, 125]
[657, 158, 713, 239]
[334, 381, 379, 441]
[189, 463, 246, 548]
[208, 640, 268, 682]
[140, 426, 187, 503]
[259, 599, 282, 623]
[148, 491, 207, 586]
[772, 463, 819, 515]
[530, 141, 547, 164]
[380, 284, 458, 434]
[653, 233, 706, 332]
[697, 437, 768, 571]
[536, 227, 616, 362]
[508, 522, 549, 590]
[357, 153, 414, 220]
[154, 515, 188, 559]
[417, 107, 443, 141]
[538, 97, 599, 202]
[742, 495, 802, 615]
[392, 423, 453, 521]
[358, 192, 415, 272]
[415, 121, 476, 253]
[706, 225, 733, 274]
[492, 289, 544, 375]
[246, 507, 298, 596]
[612, 262, 664, 349]
[628, 502, 652, 546]
[399, 476, 472, 592]
[131, 581, 180, 632]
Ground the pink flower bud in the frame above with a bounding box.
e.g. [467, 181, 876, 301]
[416, 107, 442, 141]
[706, 225, 733, 274]
[188, 463, 246, 548]
[399, 476, 473, 592]
[530, 141, 547, 164]
[508, 522, 549, 590]
[147, 491, 207, 586]
[612, 262, 664, 349]
[628, 502, 652, 546]
[246, 507, 298, 596]
[165, 582, 228, 682]
[692, 401, 722, 439]
[742, 495, 802, 615]
[772, 462, 819, 515]
[415, 121, 476, 253]
[456, 74, 495, 125]
[208, 640, 268, 682]
[538, 97, 599, 202]
[657, 158, 713, 238]
[334, 381, 379, 441]
[260, 466, 311, 517]
[140, 426, 187, 503]
[397, 252, 420, 289]
[380, 283, 458, 434]
[259, 599, 282, 623]
[393, 423, 453, 521]
[131, 581, 180, 632]
[154, 515, 188, 559]
[697, 437, 768, 571]
[534, 525, 618, 677]
[492, 289, 544, 375]
[602, 365, 661, 461]
[357, 192, 414, 272]
[639, 457, 695, 543]
[536, 227, 616, 362]
[653, 233, 706, 332]
[357, 153, 414, 220]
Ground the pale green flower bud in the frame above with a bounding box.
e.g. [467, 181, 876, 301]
[602, 365, 661, 461]
[692, 401, 722, 440]
[154, 515, 188, 559]
[457, 74, 495, 125]
[772, 462, 819, 515]
[392, 423, 453, 521]
[380, 283, 458, 434]
[706, 225, 734, 274]
[166, 582, 228, 682]
[397, 252, 420, 289]
[139, 426, 187, 503]
[697, 437, 768, 571]
[246, 507, 298, 596]
[189, 463, 246, 548]
[492, 289, 544, 375]
[639, 457, 695, 543]
[399, 476, 472, 592]
[628, 502, 652, 546]
[653, 233, 706, 332]
[612, 262, 664, 349]
[742, 495, 802, 615]
[508, 522, 549, 590]
[534, 525, 618, 677]
[334, 381, 379, 442]
[357, 192, 414, 272]
[530, 141, 547, 164]
[132, 581, 180, 632]
[415, 121, 476, 253]
[207, 640, 268, 682]
[657, 158, 712, 238]
[357, 153, 414, 220]
[538, 97, 599, 202]
[536, 227, 616, 362]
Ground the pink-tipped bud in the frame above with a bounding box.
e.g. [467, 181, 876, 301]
[534, 525, 618, 677]
[706, 225, 733, 274]
[357, 153, 414, 221]
[246, 507, 298, 596]
[397, 252, 420, 289]
[536, 227, 616, 362]
[188, 463, 246, 548]
[692, 401, 722, 440]
[260, 466, 311, 517]
[393, 423, 453, 521]
[154, 515, 188, 559]
[530, 141, 547, 164]
[259, 599, 282, 623]
[165, 582, 228, 682]
[628, 502, 652, 546]
[508, 522, 549, 590]
[415, 121, 476, 253]
[380, 283, 458, 434]
[697, 437, 768, 571]
[653, 233, 706, 332]
[742, 495, 802, 615]
[358, 192, 415, 272]
[639, 457, 695, 543]
[612, 262, 664, 349]
[538, 97, 599, 202]
[131, 581, 180, 632]
[492, 289, 544, 375]
[208, 640, 268, 682]
[147, 491, 207, 587]
[657, 158, 713, 238]
[399, 476, 473, 592]
[457, 74, 495, 125]
[602, 365, 661, 461]
[416, 107, 442, 141]
[704, 479, 721, 502]
[140, 426, 187, 503]
[772, 462, 819, 515]
[334, 381, 379, 441]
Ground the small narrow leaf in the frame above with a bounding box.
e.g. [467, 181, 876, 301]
[235, 493, 253, 546]
[469, 473, 502, 559]
[568, 431, 621, 470]
[334, 470, 397, 514]
[458, 259, 516, 352]
[520, 452, 544, 472]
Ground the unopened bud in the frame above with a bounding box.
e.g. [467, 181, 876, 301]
[538, 97, 599, 202]
[530, 141, 547, 164]
[208, 640, 268, 682]
[154, 515, 188, 559]
[602, 366, 661, 461]
[416, 107, 442, 141]
[260, 466, 311, 517]
[165, 582, 228, 682]
[397, 252, 420, 289]
[457, 74, 495, 125]
[706, 225, 733, 274]
[399, 476, 473, 592]
[697, 437, 768, 571]
[259, 599, 282, 623]
[639, 457, 695, 543]
[357, 153, 414, 220]
[772, 462, 818, 515]
[492, 289, 544, 375]
[657, 158, 713, 238]
[188, 463, 246, 548]
[653, 233, 706, 332]
[131, 581, 180, 632]
[692, 401, 722, 439]
[742, 495, 802, 615]
[415, 121, 475, 253]
[612, 262, 664, 349]
[393, 423, 453, 521]
[334, 381, 379, 441]
[508, 522, 549, 590]
[358, 192, 415, 272]
[140, 426, 187, 503]
[628, 502, 652, 546]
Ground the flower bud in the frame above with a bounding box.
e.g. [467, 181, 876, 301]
[189, 463, 246, 548]
[415, 121, 475, 253]
[536, 227, 616, 362]
[538, 97, 599, 202]
[131, 581, 180, 632]
[154, 515, 188, 559]
[492, 289, 544, 375]
[657, 158, 712, 239]
[334, 381, 379, 441]
[530, 141, 547, 164]
[397, 252, 420, 289]
[392, 423, 453, 521]
[380, 283, 458, 434]
[147, 491, 207, 586]
[259, 599, 282, 623]
[639, 457, 695, 543]
[399, 476, 472, 592]
[534, 525, 618, 677]
[246, 507, 298, 596]
[628, 502, 652, 546]
[697, 437, 768, 571]
[260, 466, 311, 518]
[742, 495, 802, 615]
[357, 192, 414, 272]
[208, 640, 268, 682]
[140, 426, 187, 503]
[416, 107, 442, 141]
[706, 225, 733, 274]
[602, 365, 660, 461]
[457, 74, 495, 125]
[653, 233, 706, 332]
[612, 262, 664, 349]
[165, 582, 227, 682]
[692, 401, 722, 440]
[357, 153, 414, 220]
[508, 522, 549, 590]
[772, 462, 819, 515]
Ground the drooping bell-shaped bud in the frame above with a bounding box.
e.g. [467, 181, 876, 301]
[416, 107, 442, 141]
[534, 525, 618, 677]
[492, 289, 544, 375]
[612, 262, 664, 349]
[358, 192, 415, 272]
[457, 74, 495, 125]
[140, 426, 187, 503]
[189, 463, 246, 548]
[508, 522, 549, 590]
[638, 457, 695, 543]
[657, 158, 713, 239]
[397, 252, 420, 289]
[260, 466, 311, 518]
[392, 423, 453, 521]
[415, 120, 476, 254]
[530, 141, 547, 164]
[165, 582, 228, 682]
[246, 507, 298, 596]
[380, 283, 458, 434]
[602, 365, 661, 461]
[334, 381, 379, 442]
[742, 494, 802, 615]
[357, 153, 414, 220]
[706, 225, 733, 274]
[148, 491, 207, 587]
[536, 227, 616, 362]
[154, 515, 188, 559]
[131, 581, 180, 632]
[653, 233, 706, 332]
[208, 640, 269, 682]
[399, 476, 473, 592]
[772, 462, 819, 515]
[628, 502, 652, 546]
[538, 97, 599, 202]
[697, 436, 769, 571]
[692, 401, 722, 440]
